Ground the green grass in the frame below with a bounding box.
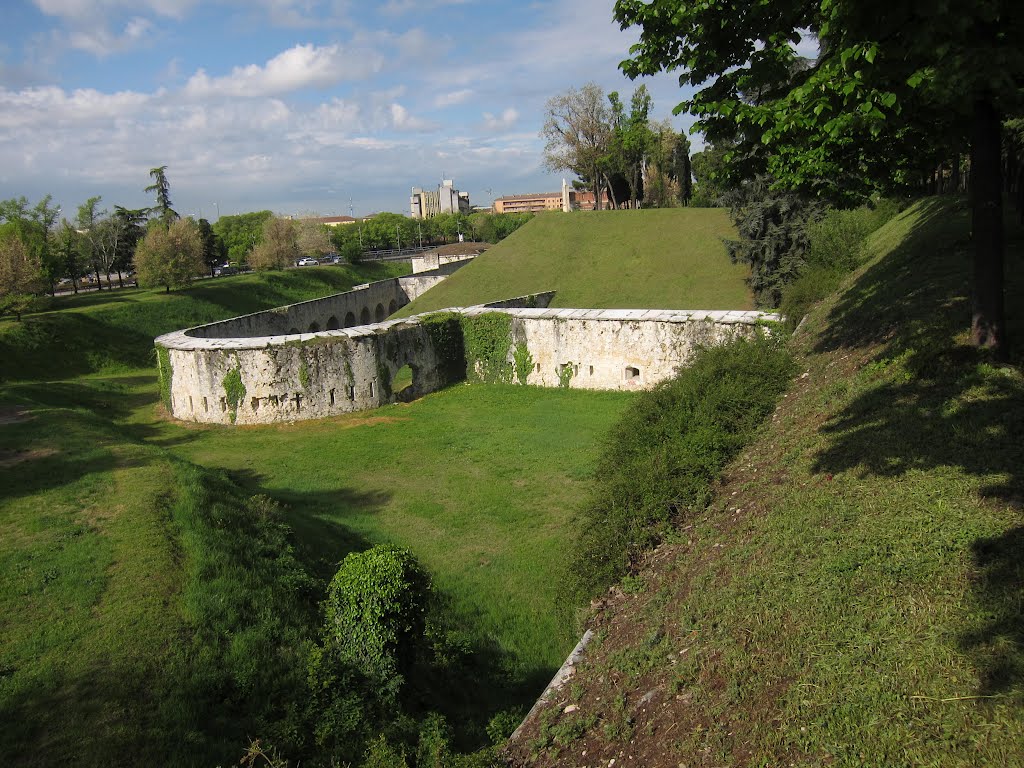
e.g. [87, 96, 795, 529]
[395, 208, 753, 316]
[509, 196, 1024, 766]
[137, 381, 631, 681]
[0, 271, 633, 763]
[0, 263, 409, 382]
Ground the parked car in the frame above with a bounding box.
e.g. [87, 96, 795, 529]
[214, 264, 239, 276]
[296, 257, 320, 266]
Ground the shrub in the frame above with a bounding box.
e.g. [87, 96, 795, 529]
[133, 218, 204, 292]
[780, 200, 900, 328]
[250, 217, 300, 271]
[308, 545, 432, 762]
[568, 334, 796, 599]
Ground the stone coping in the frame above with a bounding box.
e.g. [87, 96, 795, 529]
[156, 306, 781, 352]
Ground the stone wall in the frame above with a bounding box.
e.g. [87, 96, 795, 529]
[156, 285, 779, 425]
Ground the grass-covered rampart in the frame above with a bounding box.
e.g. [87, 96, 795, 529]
[507, 196, 1024, 767]
[396, 209, 753, 316]
[0, 262, 407, 382]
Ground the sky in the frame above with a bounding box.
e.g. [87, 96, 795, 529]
[0, 0, 715, 221]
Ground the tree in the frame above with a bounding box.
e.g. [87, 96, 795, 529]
[608, 85, 654, 208]
[145, 165, 177, 227]
[76, 196, 106, 288]
[542, 83, 614, 211]
[614, 0, 1024, 358]
[133, 218, 203, 292]
[53, 221, 85, 293]
[296, 219, 333, 259]
[213, 210, 273, 264]
[249, 216, 299, 270]
[112, 206, 148, 285]
[0, 231, 43, 320]
[195, 218, 225, 276]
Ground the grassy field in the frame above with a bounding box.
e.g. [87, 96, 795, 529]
[508, 197, 1024, 766]
[395, 208, 753, 316]
[0, 263, 408, 382]
[0, 263, 635, 764]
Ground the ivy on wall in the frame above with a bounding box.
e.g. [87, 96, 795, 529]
[223, 363, 246, 424]
[420, 312, 466, 385]
[156, 345, 172, 410]
[461, 313, 513, 384]
[513, 342, 533, 386]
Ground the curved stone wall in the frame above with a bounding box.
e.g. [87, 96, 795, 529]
[156, 274, 779, 426]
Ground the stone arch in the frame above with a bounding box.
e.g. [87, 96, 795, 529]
[388, 299, 398, 315]
[389, 362, 419, 403]
[344, 311, 356, 328]
[308, 321, 320, 333]
[360, 307, 371, 325]
[288, 327, 299, 334]
[326, 315, 340, 330]
[375, 303, 385, 322]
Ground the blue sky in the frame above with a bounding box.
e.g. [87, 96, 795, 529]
[0, 0, 708, 220]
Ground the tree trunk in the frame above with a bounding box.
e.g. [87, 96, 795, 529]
[593, 178, 602, 211]
[94, 266, 102, 290]
[605, 175, 619, 209]
[116, 268, 124, 289]
[969, 97, 1008, 359]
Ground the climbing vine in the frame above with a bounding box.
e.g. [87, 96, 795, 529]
[461, 313, 513, 384]
[155, 345, 172, 410]
[223, 364, 246, 424]
[299, 358, 311, 390]
[513, 342, 533, 386]
[420, 312, 465, 385]
[558, 363, 574, 389]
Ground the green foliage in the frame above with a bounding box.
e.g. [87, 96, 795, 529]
[722, 179, 822, 308]
[780, 200, 901, 327]
[250, 217, 300, 271]
[156, 344, 172, 409]
[420, 312, 466, 385]
[557, 363, 573, 389]
[322, 544, 432, 688]
[341, 239, 363, 264]
[461, 313, 512, 384]
[308, 545, 432, 762]
[213, 210, 273, 264]
[298, 358, 310, 390]
[223, 365, 246, 423]
[512, 342, 533, 385]
[569, 333, 797, 599]
[133, 217, 204, 291]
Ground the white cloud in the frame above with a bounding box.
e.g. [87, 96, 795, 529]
[389, 103, 435, 132]
[481, 107, 518, 132]
[184, 43, 382, 98]
[434, 89, 473, 108]
[378, 0, 470, 17]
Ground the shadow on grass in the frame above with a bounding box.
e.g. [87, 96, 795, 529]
[809, 195, 1024, 695]
[961, 527, 1024, 699]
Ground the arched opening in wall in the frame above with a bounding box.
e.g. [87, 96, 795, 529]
[344, 311, 356, 328]
[388, 299, 398, 315]
[308, 322, 320, 332]
[375, 303, 385, 322]
[360, 307, 371, 325]
[624, 366, 641, 383]
[390, 364, 418, 402]
[326, 316, 340, 330]
[288, 327, 300, 334]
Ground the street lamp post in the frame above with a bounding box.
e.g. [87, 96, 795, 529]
[396, 225, 401, 253]
[213, 202, 220, 221]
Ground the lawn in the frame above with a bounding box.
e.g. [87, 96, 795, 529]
[395, 208, 753, 316]
[0, 264, 634, 762]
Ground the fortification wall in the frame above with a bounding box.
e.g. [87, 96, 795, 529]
[410, 252, 477, 274]
[500, 307, 761, 390]
[156, 290, 778, 425]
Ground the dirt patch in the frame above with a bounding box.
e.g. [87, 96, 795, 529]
[0, 406, 33, 425]
[0, 447, 57, 468]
